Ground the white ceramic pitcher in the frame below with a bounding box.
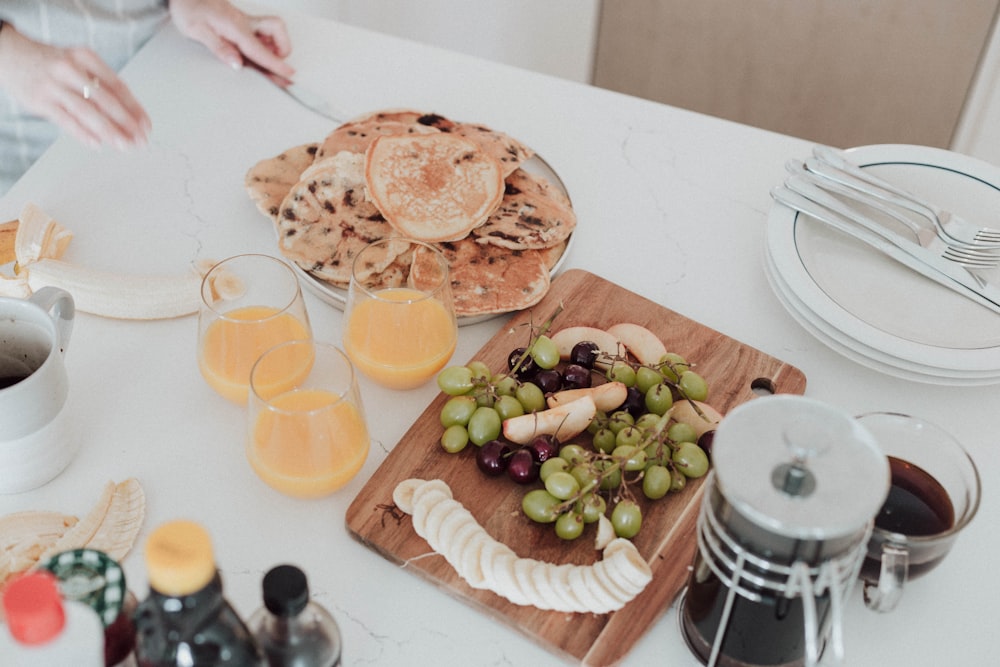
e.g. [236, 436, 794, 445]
[0, 287, 76, 493]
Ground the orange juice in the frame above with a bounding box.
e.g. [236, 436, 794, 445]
[249, 388, 369, 497]
[199, 305, 310, 403]
[343, 288, 456, 390]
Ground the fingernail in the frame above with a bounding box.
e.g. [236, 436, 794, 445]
[230, 59, 243, 70]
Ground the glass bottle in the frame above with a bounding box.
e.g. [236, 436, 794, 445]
[248, 564, 342, 667]
[132, 520, 264, 667]
[0, 570, 105, 667]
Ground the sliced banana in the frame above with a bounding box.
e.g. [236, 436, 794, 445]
[395, 478, 652, 614]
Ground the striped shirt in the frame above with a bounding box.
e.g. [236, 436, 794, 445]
[0, 0, 168, 196]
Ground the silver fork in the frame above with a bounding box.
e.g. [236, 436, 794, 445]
[811, 145, 1000, 248]
[786, 160, 1000, 259]
[783, 175, 1000, 269]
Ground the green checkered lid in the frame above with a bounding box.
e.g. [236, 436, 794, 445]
[40, 548, 126, 627]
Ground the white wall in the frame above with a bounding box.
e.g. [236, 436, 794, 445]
[953, 12, 1000, 167]
[249, 0, 599, 84]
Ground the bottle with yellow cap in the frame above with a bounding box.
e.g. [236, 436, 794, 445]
[133, 520, 265, 666]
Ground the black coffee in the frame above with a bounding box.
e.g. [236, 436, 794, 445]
[876, 456, 954, 536]
[0, 374, 29, 390]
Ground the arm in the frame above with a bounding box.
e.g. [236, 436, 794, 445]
[168, 0, 295, 82]
[0, 20, 150, 149]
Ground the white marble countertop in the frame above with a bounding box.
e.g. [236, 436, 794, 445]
[0, 5, 994, 665]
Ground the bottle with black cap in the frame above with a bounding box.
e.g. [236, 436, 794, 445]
[248, 564, 342, 667]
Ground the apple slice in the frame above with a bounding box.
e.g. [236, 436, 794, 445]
[502, 395, 597, 445]
[606, 322, 667, 366]
[546, 382, 628, 413]
[550, 326, 621, 361]
[671, 399, 723, 437]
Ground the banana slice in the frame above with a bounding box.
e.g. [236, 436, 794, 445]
[395, 478, 652, 614]
[0, 511, 77, 586]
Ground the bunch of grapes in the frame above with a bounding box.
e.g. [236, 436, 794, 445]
[434, 322, 713, 542]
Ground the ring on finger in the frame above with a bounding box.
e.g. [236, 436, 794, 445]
[82, 76, 101, 100]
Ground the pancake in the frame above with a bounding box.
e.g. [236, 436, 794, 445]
[471, 167, 576, 250]
[426, 238, 550, 317]
[316, 110, 455, 159]
[245, 143, 319, 222]
[365, 133, 505, 243]
[450, 122, 535, 178]
[276, 151, 398, 286]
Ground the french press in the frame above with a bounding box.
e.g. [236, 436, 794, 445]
[679, 395, 889, 667]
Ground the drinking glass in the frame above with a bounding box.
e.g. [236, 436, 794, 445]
[248, 341, 369, 498]
[342, 239, 457, 390]
[855, 412, 981, 612]
[197, 254, 311, 404]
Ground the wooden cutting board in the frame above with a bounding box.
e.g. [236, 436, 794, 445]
[346, 269, 806, 665]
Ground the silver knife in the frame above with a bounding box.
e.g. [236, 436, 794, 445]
[247, 60, 345, 123]
[770, 185, 1000, 316]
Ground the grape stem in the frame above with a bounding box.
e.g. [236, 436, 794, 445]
[509, 302, 565, 377]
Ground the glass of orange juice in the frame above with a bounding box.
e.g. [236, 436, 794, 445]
[248, 340, 369, 498]
[343, 239, 457, 390]
[197, 254, 311, 404]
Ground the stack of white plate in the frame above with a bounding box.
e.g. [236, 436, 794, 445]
[764, 144, 1000, 386]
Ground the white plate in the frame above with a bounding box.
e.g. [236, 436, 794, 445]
[763, 242, 1000, 386]
[292, 154, 574, 327]
[766, 144, 1000, 379]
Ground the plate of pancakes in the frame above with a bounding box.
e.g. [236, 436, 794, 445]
[244, 109, 576, 325]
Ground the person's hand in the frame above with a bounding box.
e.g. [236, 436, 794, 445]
[168, 0, 294, 84]
[0, 24, 150, 149]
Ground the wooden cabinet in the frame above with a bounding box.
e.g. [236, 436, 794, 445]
[593, 0, 1000, 149]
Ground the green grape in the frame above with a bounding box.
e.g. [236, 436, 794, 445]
[545, 471, 581, 500]
[587, 410, 609, 434]
[466, 360, 492, 383]
[614, 426, 644, 450]
[555, 511, 585, 540]
[515, 382, 546, 413]
[644, 383, 674, 416]
[611, 500, 643, 538]
[644, 441, 668, 466]
[439, 424, 470, 453]
[635, 366, 664, 394]
[670, 466, 687, 492]
[606, 361, 637, 387]
[539, 457, 569, 482]
[493, 374, 518, 397]
[475, 391, 495, 408]
[559, 444, 588, 466]
[591, 427, 617, 454]
[437, 366, 474, 396]
[570, 464, 598, 491]
[613, 445, 647, 472]
[522, 489, 562, 523]
[667, 421, 698, 445]
[634, 412, 662, 433]
[493, 394, 525, 421]
[467, 406, 502, 446]
[440, 395, 477, 428]
[596, 460, 622, 491]
[607, 411, 635, 434]
[678, 370, 709, 402]
[579, 493, 607, 524]
[673, 441, 710, 478]
[529, 335, 560, 370]
[642, 464, 671, 499]
[658, 353, 690, 383]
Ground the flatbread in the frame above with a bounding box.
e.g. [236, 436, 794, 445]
[428, 238, 550, 317]
[245, 143, 319, 222]
[471, 167, 576, 250]
[366, 133, 505, 243]
[276, 152, 398, 286]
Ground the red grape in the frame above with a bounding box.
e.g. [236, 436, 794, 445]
[476, 440, 512, 476]
[507, 448, 539, 484]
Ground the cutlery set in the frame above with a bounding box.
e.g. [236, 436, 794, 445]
[771, 146, 1000, 315]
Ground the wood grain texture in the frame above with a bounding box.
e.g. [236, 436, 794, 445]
[346, 269, 806, 665]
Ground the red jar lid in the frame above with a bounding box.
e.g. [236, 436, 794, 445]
[2, 571, 66, 644]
